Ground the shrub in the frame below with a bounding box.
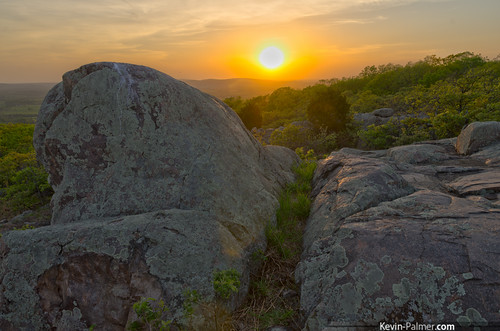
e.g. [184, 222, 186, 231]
[431, 110, 468, 139]
[307, 86, 350, 132]
[269, 124, 312, 151]
[358, 121, 399, 150]
[237, 99, 262, 130]
[128, 298, 172, 331]
[213, 268, 241, 300]
[0, 124, 53, 215]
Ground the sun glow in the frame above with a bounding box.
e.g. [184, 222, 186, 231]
[259, 46, 285, 69]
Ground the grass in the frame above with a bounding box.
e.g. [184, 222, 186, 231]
[231, 157, 316, 330]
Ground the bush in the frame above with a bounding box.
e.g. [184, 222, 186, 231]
[358, 121, 400, 150]
[237, 99, 262, 130]
[0, 124, 53, 215]
[213, 268, 241, 300]
[128, 298, 172, 331]
[307, 87, 350, 132]
[431, 110, 468, 139]
[269, 124, 312, 151]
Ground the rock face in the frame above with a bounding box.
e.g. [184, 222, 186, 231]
[0, 63, 299, 330]
[297, 122, 500, 330]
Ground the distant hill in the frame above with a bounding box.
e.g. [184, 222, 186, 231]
[0, 78, 317, 123]
[182, 78, 318, 99]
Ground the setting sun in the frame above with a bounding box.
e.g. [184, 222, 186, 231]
[259, 46, 285, 69]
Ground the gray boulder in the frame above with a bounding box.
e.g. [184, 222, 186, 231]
[353, 112, 392, 129]
[456, 121, 500, 155]
[297, 123, 500, 330]
[372, 107, 394, 118]
[0, 62, 299, 330]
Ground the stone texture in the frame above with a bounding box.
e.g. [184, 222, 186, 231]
[297, 122, 500, 330]
[455, 121, 500, 155]
[387, 142, 451, 164]
[372, 107, 394, 118]
[0, 62, 299, 330]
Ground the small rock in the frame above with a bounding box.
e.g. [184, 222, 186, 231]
[372, 107, 394, 117]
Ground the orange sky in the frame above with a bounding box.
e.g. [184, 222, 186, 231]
[1, 0, 499, 83]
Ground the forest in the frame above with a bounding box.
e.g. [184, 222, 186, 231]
[1, 52, 500, 218]
[225, 51, 500, 153]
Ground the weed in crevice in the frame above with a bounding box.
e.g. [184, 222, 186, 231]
[231, 157, 317, 330]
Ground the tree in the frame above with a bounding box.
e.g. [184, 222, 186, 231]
[307, 87, 350, 132]
[238, 99, 262, 130]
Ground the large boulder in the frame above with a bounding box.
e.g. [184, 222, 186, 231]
[34, 62, 296, 225]
[0, 62, 299, 330]
[297, 123, 500, 330]
[455, 121, 500, 155]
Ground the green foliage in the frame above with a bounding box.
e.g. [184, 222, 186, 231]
[267, 159, 316, 259]
[270, 124, 312, 151]
[307, 86, 350, 132]
[213, 268, 241, 300]
[431, 110, 468, 139]
[0, 123, 35, 155]
[230, 51, 499, 152]
[13, 224, 35, 231]
[182, 289, 200, 323]
[259, 308, 295, 328]
[358, 122, 399, 150]
[0, 124, 53, 215]
[237, 99, 262, 129]
[128, 298, 172, 331]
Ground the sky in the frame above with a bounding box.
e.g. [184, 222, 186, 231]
[1, 0, 499, 83]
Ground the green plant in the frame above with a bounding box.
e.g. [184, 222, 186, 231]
[128, 297, 172, 331]
[259, 308, 295, 328]
[0, 123, 53, 217]
[13, 224, 35, 231]
[232, 159, 316, 330]
[307, 86, 350, 132]
[213, 268, 241, 300]
[182, 289, 200, 322]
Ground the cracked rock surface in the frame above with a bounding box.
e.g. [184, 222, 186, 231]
[297, 122, 500, 330]
[0, 62, 299, 330]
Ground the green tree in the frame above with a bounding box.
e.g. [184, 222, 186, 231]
[238, 99, 263, 130]
[307, 87, 350, 132]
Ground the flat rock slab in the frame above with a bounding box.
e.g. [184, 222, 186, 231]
[387, 143, 451, 165]
[448, 170, 500, 197]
